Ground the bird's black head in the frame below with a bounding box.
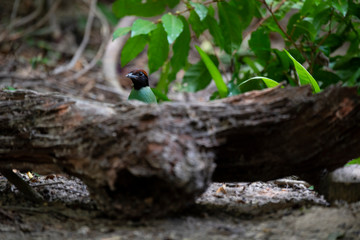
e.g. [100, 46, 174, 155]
[126, 69, 149, 90]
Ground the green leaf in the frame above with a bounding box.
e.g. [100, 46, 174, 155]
[183, 58, 218, 92]
[313, 70, 341, 88]
[188, 10, 207, 37]
[287, 13, 317, 41]
[170, 16, 190, 79]
[239, 77, 280, 88]
[284, 49, 321, 93]
[332, 0, 348, 17]
[167, 0, 180, 8]
[151, 88, 171, 102]
[205, 15, 224, 48]
[242, 57, 260, 74]
[207, 5, 215, 17]
[301, 0, 314, 15]
[313, 8, 332, 31]
[348, 0, 360, 19]
[131, 19, 157, 37]
[229, 0, 256, 30]
[265, 18, 287, 39]
[189, 2, 208, 21]
[195, 45, 228, 98]
[249, 28, 271, 65]
[238, 78, 264, 93]
[346, 157, 360, 165]
[4, 86, 16, 91]
[121, 35, 148, 67]
[295, 20, 317, 41]
[273, 49, 290, 69]
[347, 68, 360, 86]
[113, 27, 131, 40]
[112, 0, 166, 18]
[155, 60, 171, 94]
[148, 24, 169, 73]
[161, 13, 184, 44]
[218, 2, 243, 54]
[227, 82, 241, 97]
[97, 2, 118, 26]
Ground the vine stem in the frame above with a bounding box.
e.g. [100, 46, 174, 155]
[52, 0, 97, 75]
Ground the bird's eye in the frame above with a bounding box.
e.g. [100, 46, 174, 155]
[140, 72, 144, 76]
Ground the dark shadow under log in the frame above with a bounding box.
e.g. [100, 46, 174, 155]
[0, 85, 359, 216]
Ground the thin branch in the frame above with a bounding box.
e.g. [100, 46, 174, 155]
[63, 0, 109, 82]
[0, 169, 44, 202]
[10, 0, 44, 29]
[0, 0, 61, 42]
[0, 0, 45, 42]
[52, 0, 97, 75]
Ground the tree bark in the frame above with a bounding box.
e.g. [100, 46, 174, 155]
[1, 85, 359, 217]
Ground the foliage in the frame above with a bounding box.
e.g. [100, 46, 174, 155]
[347, 157, 360, 165]
[29, 55, 49, 69]
[284, 49, 320, 93]
[112, 0, 360, 99]
[239, 77, 280, 89]
[195, 45, 228, 97]
[3, 86, 16, 91]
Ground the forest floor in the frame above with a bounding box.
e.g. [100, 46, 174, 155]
[1, 2, 359, 239]
[0, 173, 359, 240]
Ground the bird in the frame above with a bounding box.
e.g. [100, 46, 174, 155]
[126, 69, 157, 104]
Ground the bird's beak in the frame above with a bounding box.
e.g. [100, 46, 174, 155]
[126, 72, 135, 79]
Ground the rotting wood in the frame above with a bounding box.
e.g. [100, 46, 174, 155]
[1, 85, 360, 217]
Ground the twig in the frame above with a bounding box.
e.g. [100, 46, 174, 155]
[102, 16, 136, 95]
[52, 0, 97, 75]
[10, 0, 21, 21]
[48, 0, 61, 39]
[0, 0, 45, 42]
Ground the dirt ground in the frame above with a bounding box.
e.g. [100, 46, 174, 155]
[0, 173, 359, 240]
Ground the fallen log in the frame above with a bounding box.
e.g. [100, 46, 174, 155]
[0, 85, 359, 217]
